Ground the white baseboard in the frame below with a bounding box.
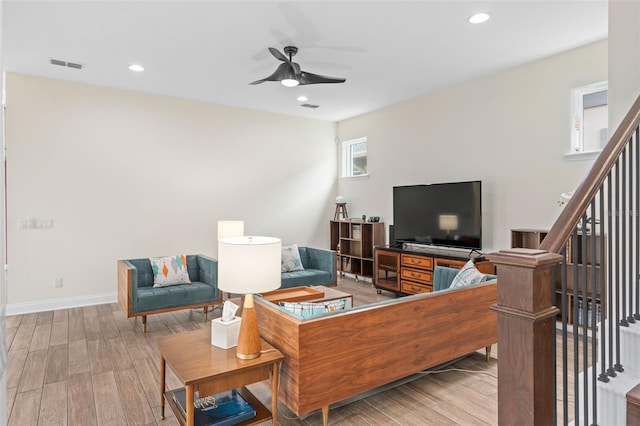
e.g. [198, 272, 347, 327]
[6, 292, 117, 316]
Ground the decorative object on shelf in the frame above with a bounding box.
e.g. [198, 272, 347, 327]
[334, 195, 349, 220]
[217, 220, 244, 240]
[558, 191, 574, 207]
[171, 388, 256, 425]
[218, 236, 281, 359]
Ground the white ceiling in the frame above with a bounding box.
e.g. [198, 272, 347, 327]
[3, 1, 608, 122]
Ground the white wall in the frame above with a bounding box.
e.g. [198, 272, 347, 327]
[337, 40, 607, 252]
[0, 0, 8, 421]
[609, 0, 640, 130]
[5, 74, 337, 308]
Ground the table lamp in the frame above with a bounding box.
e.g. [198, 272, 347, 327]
[218, 236, 281, 359]
[217, 220, 245, 240]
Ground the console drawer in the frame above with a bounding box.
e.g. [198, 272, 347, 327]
[400, 268, 432, 284]
[401, 254, 433, 270]
[401, 280, 432, 294]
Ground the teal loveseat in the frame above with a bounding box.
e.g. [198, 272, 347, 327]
[117, 254, 221, 332]
[281, 247, 337, 288]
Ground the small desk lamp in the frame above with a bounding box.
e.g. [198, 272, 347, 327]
[218, 236, 281, 359]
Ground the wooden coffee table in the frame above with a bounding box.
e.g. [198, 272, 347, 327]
[158, 327, 284, 426]
[261, 285, 353, 308]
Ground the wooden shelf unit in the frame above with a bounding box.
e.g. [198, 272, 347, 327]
[330, 220, 385, 281]
[511, 228, 605, 328]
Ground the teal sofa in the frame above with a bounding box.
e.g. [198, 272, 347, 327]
[269, 265, 497, 321]
[117, 254, 221, 332]
[281, 247, 337, 288]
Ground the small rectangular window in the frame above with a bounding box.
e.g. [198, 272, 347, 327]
[342, 137, 368, 178]
[569, 81, 608, 160]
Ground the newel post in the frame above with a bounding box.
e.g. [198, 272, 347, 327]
[487, 248, 563, 425]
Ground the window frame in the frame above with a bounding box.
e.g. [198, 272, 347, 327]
[566, 81, 608, 162]
[341, 137, 368, 179]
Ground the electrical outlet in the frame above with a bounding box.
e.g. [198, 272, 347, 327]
[55, 278, 63, 288]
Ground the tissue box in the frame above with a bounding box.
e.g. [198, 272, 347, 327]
[211, 317, 242, 349]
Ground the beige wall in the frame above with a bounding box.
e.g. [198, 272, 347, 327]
[337, 40, 607, 252]
[5, 74, 337, 309]
[609, 0, 640, 130]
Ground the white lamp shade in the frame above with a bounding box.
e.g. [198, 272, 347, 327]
[218, 236, 281, 294]
[217, 220, 244, 240]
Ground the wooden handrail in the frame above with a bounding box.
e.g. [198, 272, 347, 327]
[540, 95, 640, 254]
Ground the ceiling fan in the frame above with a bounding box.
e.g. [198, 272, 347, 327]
[250, 46, 346, 87]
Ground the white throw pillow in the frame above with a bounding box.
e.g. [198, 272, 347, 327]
[450, 259, 487, 288]
[150, 255, 191, 287]
[281, 244, 305, 272]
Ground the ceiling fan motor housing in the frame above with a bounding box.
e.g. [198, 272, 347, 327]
[283, 46, 298, 58]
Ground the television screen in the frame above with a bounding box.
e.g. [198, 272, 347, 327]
[393, 181, 482, 250]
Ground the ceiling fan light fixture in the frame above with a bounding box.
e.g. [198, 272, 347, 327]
[281, 78, 299, 87]
[468, 12, 490, 24]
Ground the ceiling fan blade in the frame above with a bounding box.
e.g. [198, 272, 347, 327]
[268, 47, 288, 62]
[291, 62, 301, 75]
[249, 63, 290, 85]
[298, 71, 346, 85]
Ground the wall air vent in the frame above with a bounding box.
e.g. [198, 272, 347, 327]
[301, 103, 319, 109]
[49, 59, 84, 70]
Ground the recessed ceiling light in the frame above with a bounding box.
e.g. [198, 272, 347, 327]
[128, 64, 144, 72]
[297, 96, 308, 102]
[468, 12, 490, 24]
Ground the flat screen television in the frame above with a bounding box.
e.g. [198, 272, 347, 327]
[393, 180, 482, 250]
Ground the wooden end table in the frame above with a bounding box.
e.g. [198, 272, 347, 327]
[158, 328, 284, 426]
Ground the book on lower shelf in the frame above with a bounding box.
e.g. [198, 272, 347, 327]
[171, 388, 256, 426]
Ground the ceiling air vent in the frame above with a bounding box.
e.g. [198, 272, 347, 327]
[301, 103, 319, 109]
[49, 58, 84, 70]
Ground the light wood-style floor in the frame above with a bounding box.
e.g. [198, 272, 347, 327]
[6, 276, 498, 425]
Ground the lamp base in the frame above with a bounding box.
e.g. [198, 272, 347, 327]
[236, 294, 261, 359]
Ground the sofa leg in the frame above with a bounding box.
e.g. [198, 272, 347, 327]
[203, 306, 208, 321]
[485, 345, 492, 362]
[142, 315, 147, 333]
[322, 405, 329, 426]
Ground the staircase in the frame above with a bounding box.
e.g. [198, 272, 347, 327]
[490, 95, 640, 425]
[594, 320, 640, 425]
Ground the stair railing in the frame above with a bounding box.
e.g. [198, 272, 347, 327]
[489, 95, 640, 425]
